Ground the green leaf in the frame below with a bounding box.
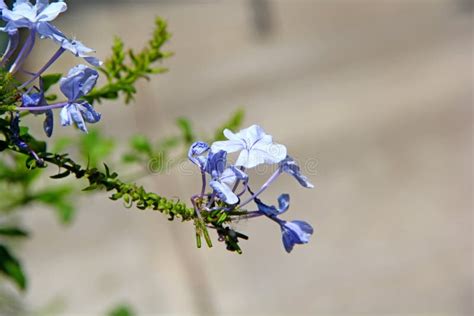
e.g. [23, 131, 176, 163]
[107, 304, 135, 316]
[41, 73, 62, 92]
[213, 108, 245, 141]
[85, 17, 171, 105]
[79, 129, 115, 167]
[35, 187, 76, 224]
[0, 244, 27, 290]
[0, 227, 29, 238]
[121, 153, 140, 163]
[176, 117, 195, 145]
[45, 94, 58, 102]
[53, 201, 75, 224]
[19, 126, 29, 136]
[52, 137, 73, 153]
[50, 170, 71, 179]
[130, 135, 152, 156]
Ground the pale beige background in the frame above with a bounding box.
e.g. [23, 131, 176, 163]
[2, 0, 473, 315]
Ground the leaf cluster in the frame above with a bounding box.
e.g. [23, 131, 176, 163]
[85, 18, 172, 104]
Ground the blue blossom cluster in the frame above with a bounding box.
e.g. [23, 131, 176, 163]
[189, 125, 314, 252]
[0, 0, 102, 139]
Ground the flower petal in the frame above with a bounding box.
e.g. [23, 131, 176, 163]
[252, 142, 287, 165]
[36, 1, 67, 22]
[281, 220, 313, 253]
[43, 110, 54, 137]
[3, 3, 35, 23]
[78, 102, 101, 123]
[60, 103, 89, 133]
[60, 64, 98, 100]
[220, 166, 247, 185]
[280, 156, 314, 188]
[255, 197, 279, 217]
[210, 139, 243, 154]
[83, 56, 102, 67]
[210, 180, 239, 205]
[219, 167, 236, 186]
[188, 141, 209, 168]
[59, 104, 72, 126]
[36, 21, 66, 41]
[205, 150, 227, 178]
[242, 124, 268, 146]
[68, 104, 87, 132]
[277, 194, 290, 213]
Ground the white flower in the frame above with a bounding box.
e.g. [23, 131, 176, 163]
[211, 125, 287, 169]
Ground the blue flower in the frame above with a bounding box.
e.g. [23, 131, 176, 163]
[280, 220, 314, 253]
[206, 150, 247, 205]
[279, 155, 314, 188]
[188, 141, 210, 169]
[256, 194, 313, 253]
[59, 64, 101, 133]
[21, 79, 53, 137]
[255, 194, 290, 217]
[0, 1, 101, 66]
[211, 124, 287, 169]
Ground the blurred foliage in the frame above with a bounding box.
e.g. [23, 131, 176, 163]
[212, 108, 245, 142]
[107, 304, 135, 316]
[86, 18, 172, 104]
[0, 242, 27, 291]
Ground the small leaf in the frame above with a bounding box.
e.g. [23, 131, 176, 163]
[53, 202, 75, 224]
[130, 135, 152, 156]
[0, 227, 29, 238]
[121, 153, 140, 163]
[41, 73, 62, 92]
[213, 108, 245, 141]
[82, 184, 98, 191]
[176, 117, 195, 145]
[50, 170, 71, 179]
[0, 244, 27, 290]
[45, 94, 58, 102]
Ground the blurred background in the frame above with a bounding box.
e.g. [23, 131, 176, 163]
[2, 0, 473, 315]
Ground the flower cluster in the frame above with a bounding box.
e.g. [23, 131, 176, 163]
[189, 125, 314, 252]
[0, 0, 102, 160]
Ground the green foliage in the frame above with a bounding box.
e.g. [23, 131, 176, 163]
[86, 18, 172, 104]
[78, 129, 115, 168]
[34, 187, 75, 224]
[176, 117, 196, 145]
[107, 304, 135, 316]
[41, 73, 62, 93]
[0, 244, 26, 291]
[0, 70, 19, 114]
[212, 108, 245, 141]
[0, 226, 29, 238]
